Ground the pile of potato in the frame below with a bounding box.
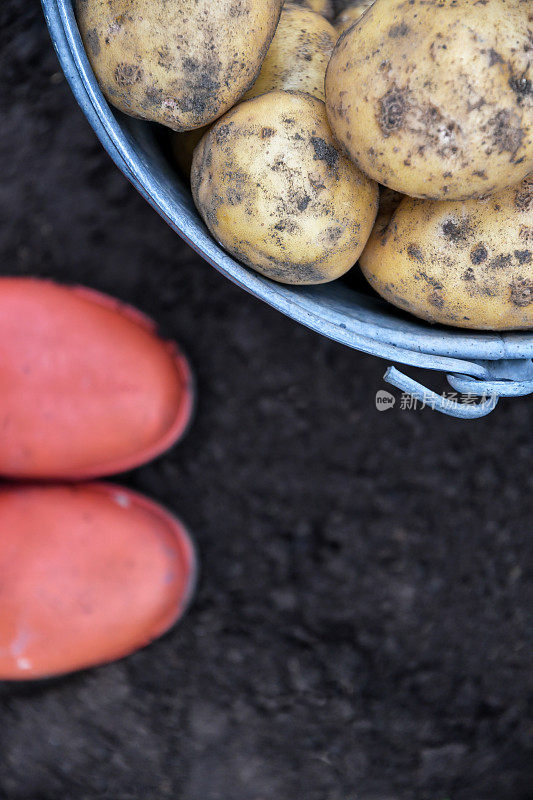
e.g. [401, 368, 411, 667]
[77, 0, 533, 331]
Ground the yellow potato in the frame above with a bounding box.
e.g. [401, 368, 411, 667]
[326, 0, 533, 200]
[170, 127, 208, 178]
[359, 177, 533, 330]
[334, 1, 375, 37]
[76, 0, 283, 131]
[363, 185, 404, 243]
[290, 0, 334, 20]
[243, 3, 337, 103]
[191, 90, 378, 285]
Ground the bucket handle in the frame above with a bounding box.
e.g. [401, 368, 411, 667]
[384, 358, 533, 419]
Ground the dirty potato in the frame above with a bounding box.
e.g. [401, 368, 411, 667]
[326, 0, 533, 200]
[359, 176, 533, 330]
[191, 91, 378, 285]
[334, 1, 375, 37]
[243, 3, 337, 103]
[76, 0, 283, 131]
[362, 185, 404, 245]
[170, 127, 209, 178]
[290, 0, 334, 20]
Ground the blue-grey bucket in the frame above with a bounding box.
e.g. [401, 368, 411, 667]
[41, 0, 533, 418]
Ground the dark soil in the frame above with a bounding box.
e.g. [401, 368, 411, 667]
[0, 4, 532, 799]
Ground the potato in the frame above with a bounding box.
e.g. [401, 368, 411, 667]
[334, 1, 375, 37]
[243, 3, 337, 103]
[359, 176, 533, 330]
[290, 0, 334, 20]
[358, 186, 403, 282]
[191, 90, 378, 285]
[76, 0, 283, 131]
[365, 185, 404, 241]
[170, 127, 208, 178]
[172, 1, 335, 176]
[326, 0, 533, 200]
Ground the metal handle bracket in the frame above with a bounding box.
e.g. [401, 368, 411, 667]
[384, 358, 533, 419]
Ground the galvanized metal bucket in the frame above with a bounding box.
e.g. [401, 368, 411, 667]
[42, 0, 533, 418]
